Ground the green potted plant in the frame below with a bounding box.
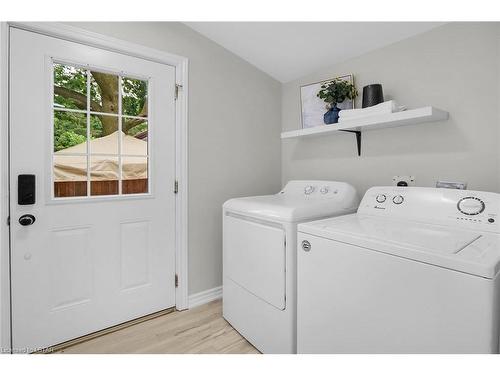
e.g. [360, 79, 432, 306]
[317, 79, 358, 124]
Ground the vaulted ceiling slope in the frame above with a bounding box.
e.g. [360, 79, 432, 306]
[184, 22, 444, 83]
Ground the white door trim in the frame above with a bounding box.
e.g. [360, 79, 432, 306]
[0, 22, 10, 352]
[0, 22, 189, 351]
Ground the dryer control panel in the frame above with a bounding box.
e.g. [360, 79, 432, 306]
[279, 180, 356, 201]
[358, 186, 500, 233]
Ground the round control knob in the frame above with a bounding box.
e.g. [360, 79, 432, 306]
[320, 186, 329, 194]
[457, 197, 485, 216]
[376, 194, 386, 203]
[393, 195, 404, 205]
[304, 185, 315, 195]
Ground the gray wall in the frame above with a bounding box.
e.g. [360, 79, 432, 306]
[70, 22, 282, 294]
[282, 22, 500, 194]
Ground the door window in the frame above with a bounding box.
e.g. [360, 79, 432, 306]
[52, 62, 149, 198]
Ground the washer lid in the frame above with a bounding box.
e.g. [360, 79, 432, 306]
[298, 214, 500, 278]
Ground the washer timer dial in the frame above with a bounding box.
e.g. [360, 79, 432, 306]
[457, 197, 485, 216]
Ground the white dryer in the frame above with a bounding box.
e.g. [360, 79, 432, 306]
[297, 186, 500, 353]
[223, 180, 359, 353]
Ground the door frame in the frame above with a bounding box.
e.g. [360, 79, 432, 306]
[0, 22, 189, 351]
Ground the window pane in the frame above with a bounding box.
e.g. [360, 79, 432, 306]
[52, 66, 152, 199]
[90, 71, 119, 114]
[90, 114, 119, 154]
[122, 119, 148, 156]
[53, 64, 87, 111]
[122, 77, 148, 117]
[90, 156, 118, 196]
[122, 156, 148, 194]
[53, 155, 87, 198]
[53, 111, 87, 153]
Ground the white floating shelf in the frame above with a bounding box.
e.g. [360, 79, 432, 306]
[281, 106, 449, 139]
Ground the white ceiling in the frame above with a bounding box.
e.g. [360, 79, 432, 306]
[185, 22, 444, 83]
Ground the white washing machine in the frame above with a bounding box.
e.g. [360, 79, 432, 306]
[223, 180, 359, 353]
[297, 186, 500, 353]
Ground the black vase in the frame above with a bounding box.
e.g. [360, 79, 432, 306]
[323, 104, 340, 125]
[362, 84, 384, 108]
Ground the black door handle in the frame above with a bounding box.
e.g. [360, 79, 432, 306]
[19, 214, 36, 226]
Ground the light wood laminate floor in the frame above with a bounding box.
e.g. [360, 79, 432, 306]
[57, 299, 260, 354]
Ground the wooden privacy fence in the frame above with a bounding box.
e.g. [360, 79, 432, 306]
[54, 179, 148, 197]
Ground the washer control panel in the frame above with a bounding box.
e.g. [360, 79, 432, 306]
[373, 193, 405, 206]
[358, 186, 500, 233]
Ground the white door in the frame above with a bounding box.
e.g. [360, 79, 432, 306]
[9, 28, 177, 351]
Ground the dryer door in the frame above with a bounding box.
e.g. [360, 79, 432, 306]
[224, 214, 286, 310]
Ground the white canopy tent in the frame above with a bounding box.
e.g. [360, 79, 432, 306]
[54, 131, 148, 182]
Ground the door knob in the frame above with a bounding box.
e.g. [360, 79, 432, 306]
[18, 214, 36, 226]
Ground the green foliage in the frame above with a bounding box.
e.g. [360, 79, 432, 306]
[127, 122, 148, 137]
[54, 65, 147, 115]
[54, 112, 148, 152]
[317, 79, 358, 106]
[122, 77, 148, 117]
[53, 64, 148, 151]
[90, 115, 104, 138]
[53, 112, 106, 152]
[53, 111, 87, 151]
[53, 64, 87, 110]
[55, 132, 87, 151]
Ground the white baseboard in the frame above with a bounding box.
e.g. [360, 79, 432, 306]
[188, 286, 222, 309]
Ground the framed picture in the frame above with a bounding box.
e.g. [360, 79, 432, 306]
[300, 74, 354, 129]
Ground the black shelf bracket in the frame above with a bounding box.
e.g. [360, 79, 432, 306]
[339, 130, 362, 156]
